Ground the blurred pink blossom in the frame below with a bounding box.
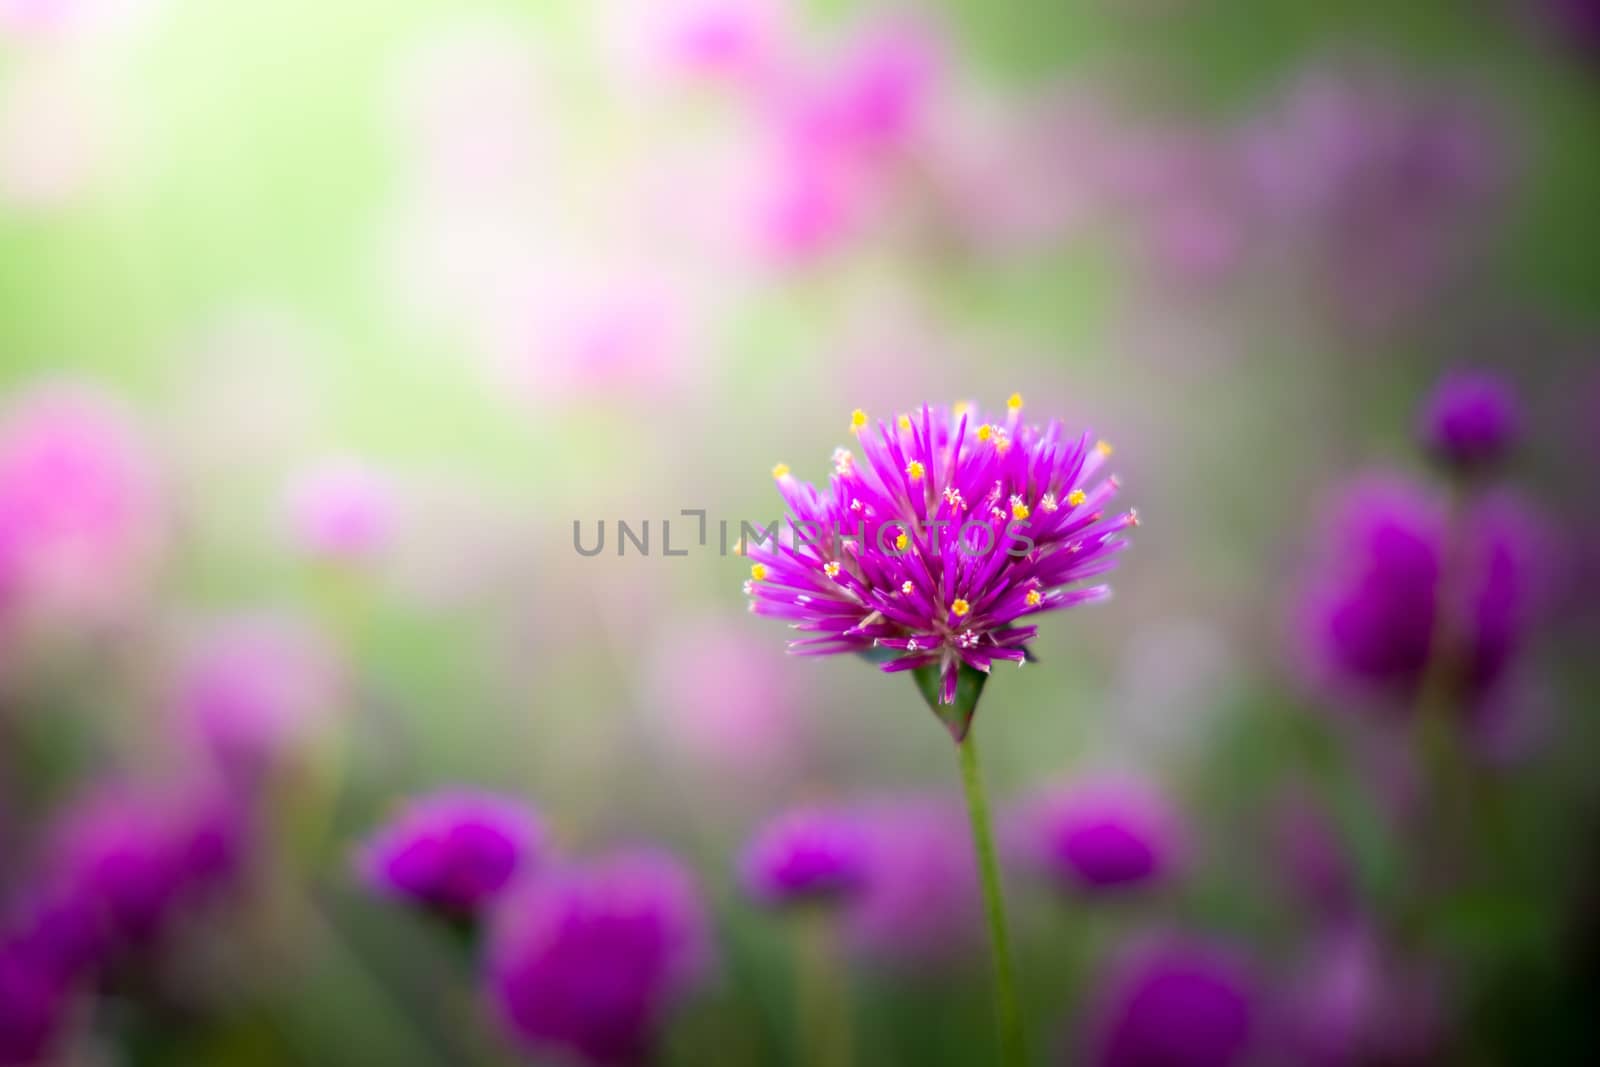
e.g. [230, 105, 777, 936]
[283, 457, 397, 566]
[171, 614, 346, 784]
[646, 617, 810, 782]
[0, 382, 161, 629]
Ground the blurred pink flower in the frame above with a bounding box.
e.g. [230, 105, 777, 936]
[845, 795, 981, 967]
[0, 382, 161, 628]
[646, 617, 809, 781]
[171, 614, 345, 784]
[283, 457, 396, 566]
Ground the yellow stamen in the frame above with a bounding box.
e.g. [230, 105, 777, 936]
[1096, 439, 1114, 457]
[771, 463, 790, 479]
[1007, 392, 1023, 411]
[850, 408, 868, 434]
[750, 563, 768, 581]
[1012, 501, 1030, 521]
[895, 532, 909, 551]
[951, 598, 971, 618]
[976, 423, 993, 442]
[1026, 589, 1043, 607]
[901, 580, 914, 594]
[952, 401, 972, 417]
[905, 460, 925, 481]
[823, 561, 841, 578]
[1067, 489, 1087, 507]
[897, 414, 912, 432]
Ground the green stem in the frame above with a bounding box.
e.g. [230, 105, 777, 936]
[957, 731, 1025, 1067]
[793, 909, 851, 1067]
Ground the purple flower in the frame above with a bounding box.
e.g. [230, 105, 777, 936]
[32, 782, 245, 968]
[485, 849, 712, 1066]
[1244, 67, 1506, 327]
[1011, 775, 1186, 894]
[1294, 475, 1549, 712]
[0, 943, 69, 1067]
[358, 790, 544, 918]
[1272, 923, 1448, 1067]
[172, 613, 344, 782]
[284, 457, 396, 565]
[1541, 0, 1600, 62]
[845, 796, 980, 966]
[739, 806, 869, 907]
[1270, 791, 1355, 921]
[1079, 935, 1258, 1067]
[1417, 370, 1522, 472]
[745, 399, 1133, 730]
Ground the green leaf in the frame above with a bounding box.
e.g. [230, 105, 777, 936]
[910, 662, 988, 742]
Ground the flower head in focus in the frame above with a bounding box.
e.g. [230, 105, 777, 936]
[739, 805, 869, 907]
[1417, 369, 1522, 474]
[486, 849, 712, 1066]
[358, 790, 544, 920]
[1080, 935, 1258, 1067]
[1011, 775, 1186, 895]
[745, 398, 1133, 737]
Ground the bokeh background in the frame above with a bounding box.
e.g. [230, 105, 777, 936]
[2, 0, 1598, 1064]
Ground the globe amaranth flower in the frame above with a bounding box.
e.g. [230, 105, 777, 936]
[1294, 475, 1550, 713]
[1079, 935, 1258, 1067]
[486, 849, 712, 1066]
[358, 790, 544, 919]
[739, 805, 869, 907]
[1417, 369, 1522, 473]
[745, 397, 1134, 722]
[1010, 775, 1186, 895]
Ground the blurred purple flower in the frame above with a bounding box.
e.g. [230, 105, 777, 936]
[0, 943, 68, 1067]
[0, 382, 160, 629]
[746, 400, 1132, 730]
[739, 805, 869, 907]
[845, 797, 980, 966]
[172, 614, 345, 783]
[1417, 369, 1522, 473]
[284, 457, 397, 565]
[1079, 935, 1258, 1067]
[1245, 67, 1507, 327]
[1011, 775, 1186, 895]
[1294, 475, 1551, 715]
[358, 790, 544, 919]
[1541, 0, 1600, 60]
[486, 849, 712, 1066]
[1270, 791, 1356, 921]
[1273, 923, 1449, 1067]
[35, 782, 243, 964]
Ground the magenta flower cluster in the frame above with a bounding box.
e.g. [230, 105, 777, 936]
[745, 397, 1134, 713]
